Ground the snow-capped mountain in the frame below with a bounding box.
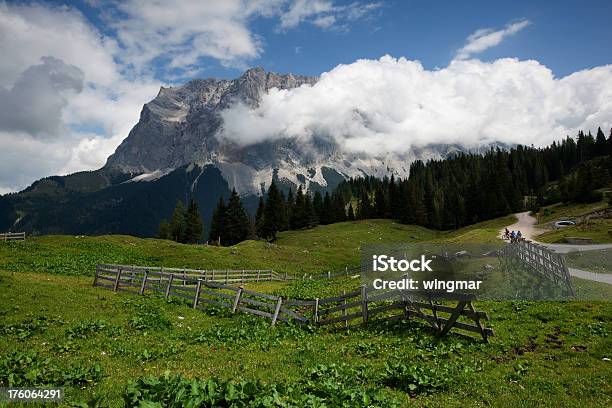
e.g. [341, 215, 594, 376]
[104, 67, 448, 195]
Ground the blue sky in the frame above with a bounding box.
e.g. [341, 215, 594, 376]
[57, 0, 612, 81]
[1, 0, 612, 193]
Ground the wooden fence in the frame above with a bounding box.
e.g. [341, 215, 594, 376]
[503, 240, 574, 296]
[94, 264, 494, 341]
[95, 264, 286, 285]
[315, 288, 493, 341]
[0, 232, 25, 241]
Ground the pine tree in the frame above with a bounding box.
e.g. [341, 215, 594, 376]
[312, 191, 323, 223]
[321, 192, 333, 224]
[347, 203, 355, 221]
[224, 189, 250, 245]
[290, 186, 307, 229]
[255, 196, 266, 238]
[169, 200, 186, 243]
[262, 181, 285, 240]
[208, 197, 226, 245]
[304, 192, 318, 228]
[332, 192, 347, 222]
[374, 186, 387, 218]
[158, 219, 170, 239]
[183, 197, 204, 244]
[285, 189, 294, 230]
[595, 127, 607, 154]
[357, 190, 372, 219]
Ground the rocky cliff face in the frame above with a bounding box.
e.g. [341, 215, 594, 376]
[104, 67, 440, 195]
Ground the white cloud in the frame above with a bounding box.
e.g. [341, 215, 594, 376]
[456, 19, 530, 60]
[0, 3, 160, 193]
[220, 56, 612, 156]
[278, 0, 381, 30]
[111, 0, 279, 71]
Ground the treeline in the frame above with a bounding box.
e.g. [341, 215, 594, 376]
[158, 198, 204, 243]
[160, 127, 612, 245]
[253, 183, 356, 240]
[334, 127, 612, 230]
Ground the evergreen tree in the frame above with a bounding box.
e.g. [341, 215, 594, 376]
[332, 192, 347, 222]
[208, 197, 226, 245]
[255, 196, 266, 238]
[262, 181, 285, 240]
[224, 189, 250, 245]
[290, 186, 307, 229]
[357, 191, 372, 219]
[183, 197, 204, 243]
[304, 192, 318, 228]
[158, 219, 170, 239]
[312, 191, 323, 222]
[169, 200, 186, 242]
[321, 192, 333, 224]
[595, 127, 607, 153]
[347, 203, 355, 221]
[374, 186, 387, 218]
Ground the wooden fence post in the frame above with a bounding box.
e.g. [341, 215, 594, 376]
[165, 274, 174, 298]
[271, 297, 283, 326]
[193, 279, 202, 309]
[232, 286, 244, 313]
[361, 285, 368, 324]
[256, 270, 260, 282]
[314, 298, 319, 323]
[225, 270, 229, 283]
[139, 270, 148, 295]
[113, 267, 122, 292]
[343, 290, 348, 330]
[93, 266, 99, 287]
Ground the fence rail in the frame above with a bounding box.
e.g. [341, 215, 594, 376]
[503, 240, 574, 295]
[94, 264, 494, 341]
[0, 232, 25, 241]
[97, 264, 286, 284]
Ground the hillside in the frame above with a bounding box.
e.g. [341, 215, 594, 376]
[1, 217, 611, 407]
[0, 216, 523, 278]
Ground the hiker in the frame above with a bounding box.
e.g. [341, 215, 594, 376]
[510, 231, 516, 242]
[517, 230, 522, 239]
[504, 227, 510, 240]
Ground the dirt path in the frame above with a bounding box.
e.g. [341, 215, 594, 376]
[500, 211, 546, 240]
[502, 212, 612, 285]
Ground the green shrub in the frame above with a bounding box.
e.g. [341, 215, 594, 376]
[380, 361, 451, 395]
[0, 352, 102, 387]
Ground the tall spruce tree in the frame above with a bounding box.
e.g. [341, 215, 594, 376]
[312, 191, 323, 223]
[255, 196, 266, 238]
[262, 181, 285, 240]
[169, 200, 186, 242]
[347, 203, 355, 221]
[208, 197, 226, 245]
[321, 192, 333, 224]
[224, 189, 250, 245]
[158, 219, 170, 239]
[183, 197, 204, 243]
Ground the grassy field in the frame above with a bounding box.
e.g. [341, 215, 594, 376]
[534, 201, 612, 244]
[1, 216, 611, 407]
[0, 217, 515, 278]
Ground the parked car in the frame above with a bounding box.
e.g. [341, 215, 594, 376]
[555, 220, 575, 227]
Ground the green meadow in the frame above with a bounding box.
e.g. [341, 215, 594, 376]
[1, 216, 610, 407]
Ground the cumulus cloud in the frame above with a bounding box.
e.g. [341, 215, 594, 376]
[108, 0, 381, 74]
[0, 3, 160, 193]
[456, 19, 530, 60]
[220, 56, 612, 155]
[279, 0, 381, 31]
[0, 57, 84, 138]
